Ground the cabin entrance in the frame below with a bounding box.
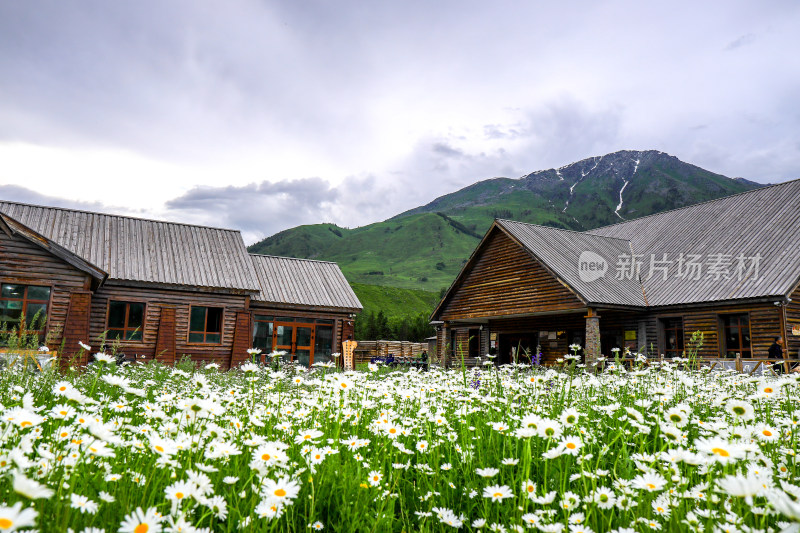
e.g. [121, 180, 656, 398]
[274, 321, 315, 366]
[252, 315, 335, 367]
[498, 333, 538, 365]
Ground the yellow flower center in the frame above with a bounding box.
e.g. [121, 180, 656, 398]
[494, 492, 503, 498]
[21, 421, 32, 428]
[134, 524, 149, 533]
[274, 488, 287, 497]
[0, 519, 13, 529]
[176, 492, 184, 499]
[262, 453, 271, 461]
[764, 387, 773, 393]
[155, 446, 164, 453]
[647, 483, 656, 490]
[711, 447, 730, 457]
[762, 430, 773, 437]
[566, 442, 576, 449]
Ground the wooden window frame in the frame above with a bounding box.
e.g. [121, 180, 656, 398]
[658, 316, 685, 358]
[187, 305, 225, 345]
[105, 300, 147, 343]
[0, 282, 52, 340]
[719, 313, 752, 358]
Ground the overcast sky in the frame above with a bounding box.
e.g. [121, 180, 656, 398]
[1, 1, 799, 243]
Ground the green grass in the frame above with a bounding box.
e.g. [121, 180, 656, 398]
[350, 282, 440, 321]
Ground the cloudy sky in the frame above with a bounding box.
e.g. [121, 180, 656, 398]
[1, 1, 799, 243]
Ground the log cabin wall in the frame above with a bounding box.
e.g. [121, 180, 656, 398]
[89, 282, 250, 368]
[650, 302, 782, 359]
[437, 228, 585, 322]
[0, 228, 92, 352]
[445, 303, 785, 366]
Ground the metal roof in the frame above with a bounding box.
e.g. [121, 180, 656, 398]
[250, 254, 363, 311]
[495, 220, 647, 307]
[0, 212, 108, 285]
[587, 179, 800, 306]
[0, 201, 260, 292]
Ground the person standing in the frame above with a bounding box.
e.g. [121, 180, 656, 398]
[768, 336, 784, 359]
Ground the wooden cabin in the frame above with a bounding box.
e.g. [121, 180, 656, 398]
[431, 179, 800, 367]
[0, 201, 361, 368]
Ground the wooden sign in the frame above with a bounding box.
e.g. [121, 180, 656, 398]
[342, 340, 357, 371]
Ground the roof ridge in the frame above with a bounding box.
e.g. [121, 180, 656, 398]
[0, 199, 243, 234]
[495, 218, 632, 243]
[249, 253, 338, 265]
[588, 177, 797, 233]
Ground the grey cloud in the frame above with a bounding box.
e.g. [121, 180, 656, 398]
[431, 143, 465, 158]
[165, 177, 341, 241]
[725, 33, 756, 51]
[0, 184, 135, 215]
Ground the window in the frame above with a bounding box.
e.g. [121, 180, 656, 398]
[107, 301, 145, 341]
[252, 315, 274, 351]
[314, 325, 334, 364]
[189, 306, 223, 344]
[0, 283, 50, 342]
[661, 318, 684, 357]
[721, 314, 751, 358]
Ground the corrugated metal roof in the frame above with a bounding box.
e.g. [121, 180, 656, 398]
[1, 212, 108, 284]
[250, 254, 363, 311]
[496, 220, 647, 307]
[587, 179, 800, 306]
[0, 201, 260, 292]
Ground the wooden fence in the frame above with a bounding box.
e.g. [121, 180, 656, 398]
[352, 340, 428, 365]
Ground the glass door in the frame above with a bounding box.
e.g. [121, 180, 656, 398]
[295, 325, 313, 367]
[273, 321, 316, 367]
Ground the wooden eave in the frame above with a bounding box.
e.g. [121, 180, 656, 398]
[1, 212, 108, 289]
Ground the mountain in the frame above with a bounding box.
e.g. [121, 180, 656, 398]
[248, 150, 764, 295]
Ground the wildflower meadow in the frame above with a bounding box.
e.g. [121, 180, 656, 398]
[0, 351, 799, 533]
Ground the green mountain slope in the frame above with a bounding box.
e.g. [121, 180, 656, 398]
[249, 150, 764, 299]
[350, 283, 441, 320]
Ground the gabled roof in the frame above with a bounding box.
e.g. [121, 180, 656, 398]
[433, 178, 800, 318]
[588, 179, 800, 306]
[0, 201, 260, 292]
[495, 220, 646, 307]
[0, 212, 108, 286]
[250, 254, 362, 312]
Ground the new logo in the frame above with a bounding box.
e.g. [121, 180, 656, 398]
[578, 251, 607, 283]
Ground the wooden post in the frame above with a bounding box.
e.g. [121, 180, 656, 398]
[62, 291, 92, 368]
[779, 301, 790, 374]
[229, 311, 252, 369]
[155, 306, 177, 366]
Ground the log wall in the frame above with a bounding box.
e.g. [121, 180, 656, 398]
[89, 283, 250, 368]
[438, 228, 584, 321]
[442, 303, 785, 366]
[0, 229, 91, 351]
